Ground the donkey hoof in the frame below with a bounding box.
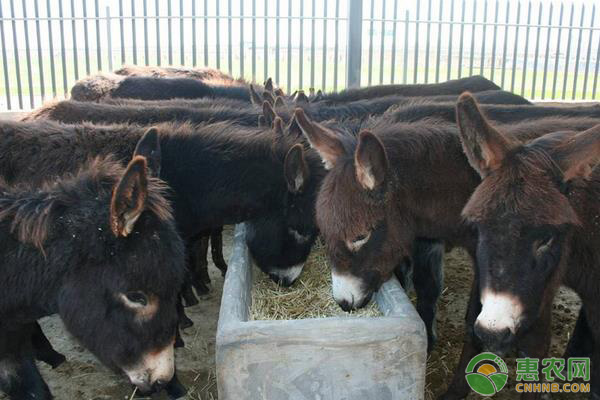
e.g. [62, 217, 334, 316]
[165, 376, 188, 399]
[175, 335, 185, 348]
[193, 282, 210, 296]
[47, 353, 67, 369]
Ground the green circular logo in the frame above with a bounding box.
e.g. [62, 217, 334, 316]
[465, 352, 509, 396]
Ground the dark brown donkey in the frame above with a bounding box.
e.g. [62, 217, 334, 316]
[452, 93, 600, 399]
[294, 108, 600, 391]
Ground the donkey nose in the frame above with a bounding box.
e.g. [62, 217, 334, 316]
[268, 273, 293, 287]
[152, 379, 167, 392]
[338, 299, 354, 312]
[474, 323, 513, 351]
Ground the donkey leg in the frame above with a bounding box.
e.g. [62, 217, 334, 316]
[177, 296, 193, 331]
[412, 238, 444, 353]
[190, 234, 211, 295]
[31, 321, 66, 369]
[563, 306, 594, 359]
[210, 226, 228, 277]
[0, 357, 52, 400]
[583, 303, 600, 399]
[439, 279, 482, 400]
[394, 257, 414, 292]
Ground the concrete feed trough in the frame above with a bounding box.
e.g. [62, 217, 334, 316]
[216, 224, 427, 400]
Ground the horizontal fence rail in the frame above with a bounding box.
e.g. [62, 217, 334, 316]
[0, 0, 598, 111]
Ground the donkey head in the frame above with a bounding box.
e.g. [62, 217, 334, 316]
[58, 129, 185, 394]
[246, 113, 321, 286]
[296, 109, 403, 310]
[457, 93, 600, 352]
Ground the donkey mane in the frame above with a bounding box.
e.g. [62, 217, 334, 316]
[0, 156, 172, 251]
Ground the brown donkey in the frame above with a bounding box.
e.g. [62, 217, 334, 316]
[453, 93, 600, 399]
[295, 107, 600, 397]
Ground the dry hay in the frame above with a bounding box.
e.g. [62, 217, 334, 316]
[250, 241, 381, 320]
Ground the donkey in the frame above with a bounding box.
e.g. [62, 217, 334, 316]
[0, 148, 186, 399]
[293, 108, 600, 358]
[71, 74, 266, 103]
[448, 93, 600, 400]
[312, 75, 500, 103]
[390, 101, 600, 124]
[114, 65, 236, 83]
[0, 119, 320, 288]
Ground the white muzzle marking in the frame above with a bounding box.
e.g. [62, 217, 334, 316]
[271, 263, 304, 283]
[123, 342, 175, 391]
[332, 272, 367, 307]
[476, 290, 523, 334]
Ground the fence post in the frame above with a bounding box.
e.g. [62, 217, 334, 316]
[346, 0, 363, 88]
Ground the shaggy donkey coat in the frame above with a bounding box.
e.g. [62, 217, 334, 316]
[0, 152, 186, 399]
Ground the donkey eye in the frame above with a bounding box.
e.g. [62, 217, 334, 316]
[124, 291, 148, 307]
[534, 236, 554, 258]
[346, 232, 371, 252]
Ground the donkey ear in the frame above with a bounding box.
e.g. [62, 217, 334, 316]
[249, 84, 262, 104]
[295, 90, 309, 105]
[274, 88, 285, 97]
[550, 124, 600, 181]
[273, 117, 285, 137]
[312, 90, 323, 102]
[274, 96, 286, 108]
[110, 156, 149, 237]
[294, 108, 343, 169]
[355, 130, 388, 191]
[133, 127, 161, 177]
[264, 77, 274, 93]
[456, 92, 514, 177]
[263, 90, 275, 106]
[263, 101, 277, 127]
[284, 144, 310, 193]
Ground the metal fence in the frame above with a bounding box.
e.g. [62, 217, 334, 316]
[0, 0, 599, 111]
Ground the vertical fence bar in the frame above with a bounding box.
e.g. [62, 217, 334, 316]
[156, 0, 161, 65]
[180, 0, 184, 65]
[572, 4, 585, 100]
[168, 0, 172, 65]
[69, 0, 78, 82]
[119, 0, 125, 64]
[276, 0, 281, 85]
[490, 0, 498, 81]
[519, 1, 531, 96]
[479, 0, 487, 75]
[58, 0, 68, 96]
[262, 0, 268, 82]
[192, 0, 196, 66]
[229, 0, 233, 75]
[367, 0, 374, 86]
[107, 6, 113, 70]
[510, 1, 521, 93]
[0, 2, 11, 109]
[333, 0, 340, 90]
[299, 0, 304, 89]
[132, 0, 137, 65]
[468, 0, 476, 76]
[541, 3, 553, 99]
[435, 0, 442, 83]
[593, 32, 600, 99]
[413, 0, 420, 82]
[552, 3, 564, 99]
[49, 0, 58, 93]
[403, 9, 409, 83]
[390, 0, 398, 84]
[458, 0, 466, 78]
[143, 0, 148, 65]
[204, 0, 208, 66]
[287, 0, 292, 90]
[310, 0, 316, 88]
[424, 0, 431, 83]
[582, 5, 596, 100]
[95, 0, 102, 70]
[10, 0, 23, 108]
[34, 0, 45, 100]
[447, 0, 455, 80]
[83, 0, 91, 74]
[22, 0, 35, 108]
[252, 0, 256, 80]
[346, 0, 363, 88]
[321, 0, 327, 90]
[379, 0, 386, 84]
[530, 1, 542, 100]
[216, 0, 221, 69]
[561, 3, 574, 100]
[239, 0, 244, 77]
[500, 0, 509, 87]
